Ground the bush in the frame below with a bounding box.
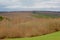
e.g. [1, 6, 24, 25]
[0, 16, 4, 21]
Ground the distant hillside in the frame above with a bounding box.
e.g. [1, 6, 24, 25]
[0, 11, 60, 17]
[0, 11, 60, 14]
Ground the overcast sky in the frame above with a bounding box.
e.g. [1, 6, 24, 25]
[0, 0, 60, 11]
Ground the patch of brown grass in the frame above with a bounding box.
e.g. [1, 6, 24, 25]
[7, 18, 60, 38]
[0, 14, 60, 39]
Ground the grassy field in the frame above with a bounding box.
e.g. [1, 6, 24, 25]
[0, 12, 60, 39]
[32, 13, 60, 18]
[5, 31, 60, 40]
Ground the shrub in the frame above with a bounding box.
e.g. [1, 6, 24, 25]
[0, 16, 4, 21]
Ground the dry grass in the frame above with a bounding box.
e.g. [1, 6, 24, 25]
[0, 13, 60, 39]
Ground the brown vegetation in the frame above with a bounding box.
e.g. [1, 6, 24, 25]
[0, 12, 60, 39]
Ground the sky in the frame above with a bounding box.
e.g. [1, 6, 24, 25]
[0, 0, 60, 11]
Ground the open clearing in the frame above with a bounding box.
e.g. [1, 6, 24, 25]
[0, 11, 60, 39]
[5, 31, 60, 40]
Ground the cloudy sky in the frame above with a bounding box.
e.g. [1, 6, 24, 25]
[0, 0, 60, 11]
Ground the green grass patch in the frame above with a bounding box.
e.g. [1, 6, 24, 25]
[32, 13, 60, 18]
[0, 16, 4, 21]
[5, 31, 60, 40]
[0, 16, 10, 21]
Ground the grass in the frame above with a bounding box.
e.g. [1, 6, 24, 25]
[0, 18, 59, 39]
[0, 16, 4, 21]
[32, 13, 60, 18]
[0, 13, 60, 39]
[5, 31, 60, 40]
[0, 16, 10, 21]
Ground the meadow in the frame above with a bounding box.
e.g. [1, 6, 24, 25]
[5, 31, 60, 40]
[0, 11, 60, 40]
